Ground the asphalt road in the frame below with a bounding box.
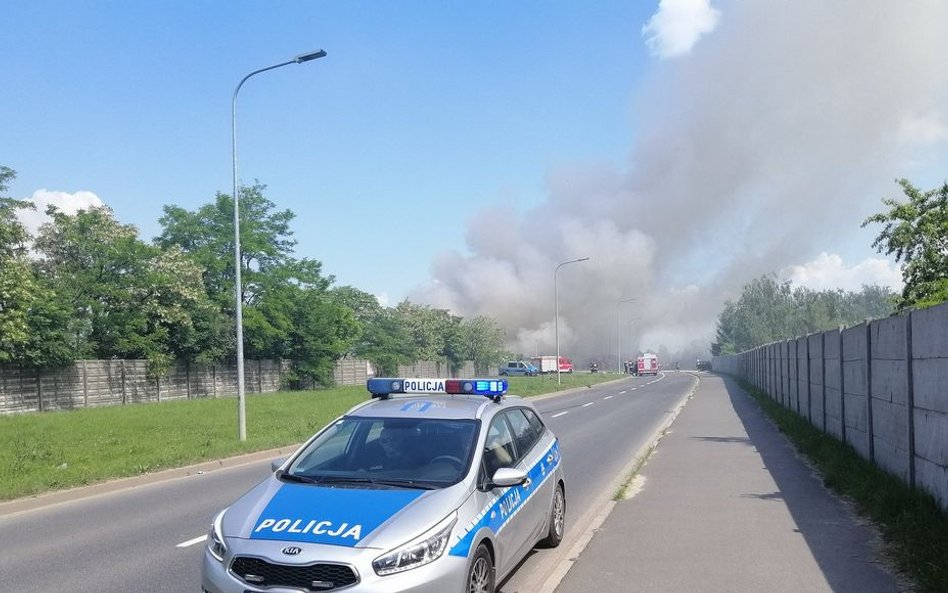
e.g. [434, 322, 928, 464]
[0, 372, 695, 593]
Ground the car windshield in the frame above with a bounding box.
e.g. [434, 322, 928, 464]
[284, 416, 479, 488]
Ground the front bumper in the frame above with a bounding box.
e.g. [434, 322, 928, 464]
[201, 539, 468, 593]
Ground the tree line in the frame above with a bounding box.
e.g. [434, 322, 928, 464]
[0, 166, 508, 385]
[713, 178, 948, 355]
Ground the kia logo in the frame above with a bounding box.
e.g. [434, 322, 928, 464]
[282, 546, 302, 556]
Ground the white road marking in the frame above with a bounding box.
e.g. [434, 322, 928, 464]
[604, 395, 613, 400]
[582, 402, 594, 408]
[176, 535, 207, 548]
[619, 390, 627, 394]
[552, 411, 569, 418]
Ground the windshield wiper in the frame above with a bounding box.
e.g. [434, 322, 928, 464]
[315, 476, 438, 490]
[369, 479, 438, 490]
[277, 471, 320, 485]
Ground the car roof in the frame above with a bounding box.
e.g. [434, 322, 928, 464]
[348, 393, 527, 421]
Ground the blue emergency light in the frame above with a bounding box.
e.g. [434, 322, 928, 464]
[367, 378, 508, 401]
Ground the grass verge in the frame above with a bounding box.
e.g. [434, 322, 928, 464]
[0, 372, 619, 502]
[737, 378, 948, 593]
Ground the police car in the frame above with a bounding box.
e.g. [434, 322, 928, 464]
[202, 378, 566, 593]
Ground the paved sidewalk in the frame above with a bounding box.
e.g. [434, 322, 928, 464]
[554, 374, 908, 593]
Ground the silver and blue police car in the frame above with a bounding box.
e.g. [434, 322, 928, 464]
[202, 378, 566, 593]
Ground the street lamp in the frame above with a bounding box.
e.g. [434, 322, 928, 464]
[554, 257, 590, 385]
[232, 49, 327, 441]
[616, 297, 638, 373]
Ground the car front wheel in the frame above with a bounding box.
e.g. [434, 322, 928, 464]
[467, 544, 494, 593]
[539, 484, 565, 548]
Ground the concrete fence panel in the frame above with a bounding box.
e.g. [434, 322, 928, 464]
[824, 329, 844, 440]
[912, 304, 948, 507]
[870, 316, 911, 481]
[841, 324, 870, 459]
[809, 332, 825, 432]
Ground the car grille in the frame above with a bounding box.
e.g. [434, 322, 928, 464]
[230, 556, 358, 591]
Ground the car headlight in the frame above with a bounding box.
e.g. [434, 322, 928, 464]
[207, 509, 228, 563]
[372, 513, 457, 576]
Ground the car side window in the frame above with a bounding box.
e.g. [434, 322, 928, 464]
[482, 416, 517, 478]
[522, 408, 546, 443]
[505, 409, 540, 462]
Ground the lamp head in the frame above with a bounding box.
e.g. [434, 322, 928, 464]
[295, 49, 327, 63]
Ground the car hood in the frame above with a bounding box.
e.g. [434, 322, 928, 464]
[223, 477, 470, 550]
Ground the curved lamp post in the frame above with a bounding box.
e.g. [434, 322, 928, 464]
[554, 257, 590, 385]
[233, 49, 326, 441]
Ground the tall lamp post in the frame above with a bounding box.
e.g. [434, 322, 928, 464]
[616, 297, 638, 373]
[554, 257, 590, 385]
[233, 49, 326, 441]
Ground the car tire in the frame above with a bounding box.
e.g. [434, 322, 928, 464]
[466, 543, 494, 593]
[499, 371, 508, 376]
[539, 483, 566, 548]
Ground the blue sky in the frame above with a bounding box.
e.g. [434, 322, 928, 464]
[2, 1, 654, 304]
[4, 1, 946, 357]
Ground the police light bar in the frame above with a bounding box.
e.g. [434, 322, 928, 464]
[367, 378, 508, 400]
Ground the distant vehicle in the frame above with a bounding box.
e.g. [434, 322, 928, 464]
[530, 356, 574, 374]
[696, 359, 712, 371]
[589, 362, 599, 373]
[498, 360, 539, 376]
[637, 353, 659, 376]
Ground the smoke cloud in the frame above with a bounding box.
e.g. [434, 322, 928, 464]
[413, 0, 948, 366]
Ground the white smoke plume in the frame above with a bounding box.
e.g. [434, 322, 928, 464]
[413, 0, 948, 366]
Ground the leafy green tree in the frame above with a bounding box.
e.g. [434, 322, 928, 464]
[0, 166, 31, 259]
[158, 184, 354, 385]
[157, 183, 324, 307]
[33, 205, 226, 372]
[355, 308, 416, 376]
[0, 166, 74, 367]
[394, 301, 464, 370]
[457, 315, 507, 374]
[712, 275, 896, 354]
[863, 179, 948, 310]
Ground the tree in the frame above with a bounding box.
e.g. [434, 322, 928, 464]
[863, 179, 948, 310]
[0, 166, 74, 367]
[354, 308, 416, 376]
[33, 205, 226, 372]
[712, 275, 896, 354]
[457, 316, 507, 374]
[158, 184, 354, 385]
[0, 166, 31, 259]
[394, 302, 464, 371]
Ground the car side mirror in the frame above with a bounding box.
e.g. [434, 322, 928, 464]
[270, 457, 287, 473]
[490, 467, 527, 488]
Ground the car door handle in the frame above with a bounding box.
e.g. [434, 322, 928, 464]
[522, 478, 531, 489]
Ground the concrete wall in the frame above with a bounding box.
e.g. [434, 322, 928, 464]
[0, 357, 487, 414]
[0, 359, 288, 413]
[713, 301, 948, 511]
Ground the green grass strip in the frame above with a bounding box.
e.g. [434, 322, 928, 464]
[737, 378, 948, 593]
[0, 372, 618, 502]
